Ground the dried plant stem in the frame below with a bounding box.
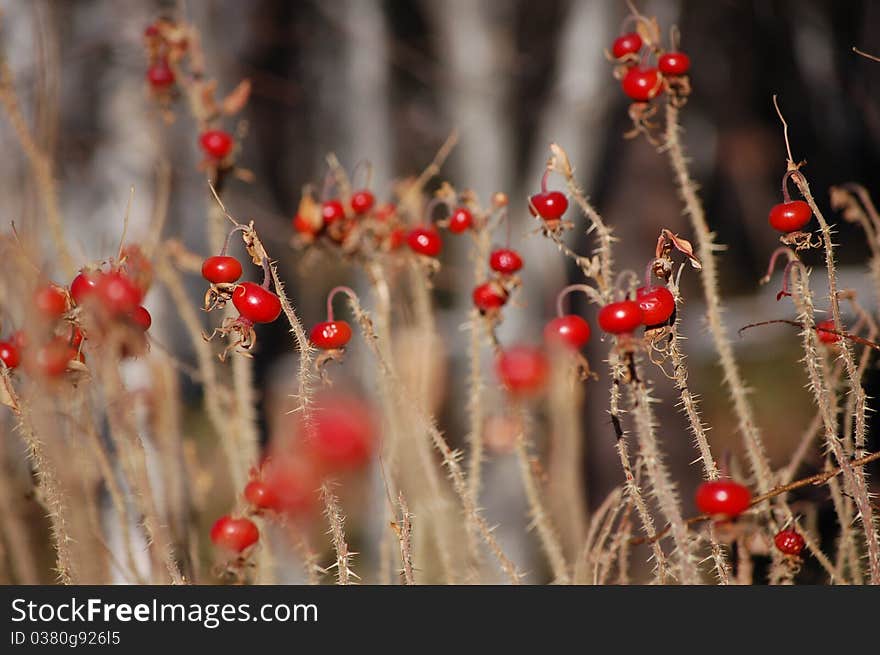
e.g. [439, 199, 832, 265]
[346, 296, 521, 583]
[320, 484, 356, 585]
[466, 226, 491, 506]
[627, 368, 700, 584]
[663, 104, 774, 496]
[610, 365, 669, 583]
[1, 371, 77, 583]
[0, 426, 39, 584]
[395, 492, 416, 585]
[791, 175, 880, 583]
[155, 256, 243, 490]
[574, 486, 623, 583]
[0, 58, 74, 277]
[513, 409, 570, 583]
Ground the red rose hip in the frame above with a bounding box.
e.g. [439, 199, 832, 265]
[544, 315, 591, 349]
[447, 207, 473, 234]
[232, 282, 282, 324]
[621, 67, 662, 102]
[473, 282, 508, 313]
[407, 227, 443, 257]
[658, 52, 691, 76]
[769, 200, 812, 233]
[199, 129, 234, 160]
[0, 341, 21, 369]
[202, 256, 243, 284]
[774, 528, 805, 557]
[489, 248, 523, 274]
[210, 515, 259, 554]
[695, 480, 752, 518]
[636, 286, 676, 327]
[310, 320, 353, 350]
[350, 189, 375, 215]
[529, 191, 568, 221]
[598, 300, 644, 334]
[612, 32, 643, 59]
[496, 346, 549, 396]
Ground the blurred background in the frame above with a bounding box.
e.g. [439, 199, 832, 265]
[1, 0, 880, 583]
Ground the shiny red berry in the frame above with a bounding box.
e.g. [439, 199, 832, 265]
[612, 32, 642, 59]
[244, 480, 279, 511]
[94, 271, 144, 316]
[472, 282, 508, 313]
[199, 130, 234, 160]
[658, 52, 691, 76]
[816, 319, 841, 344]
[496, 346, 549, 396]
[321, 199, 346, 224]
[621, 67, 662, 102]
[70, 271, 98, 305]
[34, 285, 69, 320]
[131, 306, 152, 331]
[0, 341, 21, 369]
[529, 191, 568, 221]
[232, 282, 282, 324]
[695, 480, 752, 518]
[201, 256, 243, 284]
[489, 248, 523, 274]
[448, 207, 473, 234]
[350, 189, 375, 215]
[774, 528, 805, 557]
[598, 300, 644, 334]
[769, 200, 812, 233]
[407, 227, 443, 257]
[544, 315, 591, 349]
[210, 515, 259, 553]
[146, 63, 175, 88]
[636, 286, 676, 327]
[310, 320, 353, 349]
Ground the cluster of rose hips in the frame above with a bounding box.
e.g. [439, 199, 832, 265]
[144, 18, 245, 175]
[0, 247, 153, 379]
[609, 27, 691, 104]
[210, 392, 377, 562]
[472, 245, 524, 318]
[201, 249, 281, 359]
[292, 174, 409, 257]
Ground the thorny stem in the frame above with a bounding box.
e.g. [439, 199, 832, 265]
[320, 484, 356, 585]
[1, 369, 78, 584]
[663, 102, 776, 500]
[342, 293, 521, 583]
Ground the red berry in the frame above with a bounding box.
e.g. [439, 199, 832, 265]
[816, 319, 841, 344]
[374, 203, 397, 221]
[350, 189, 375, 215]
[621, 67, 662, 101]
[529, 191, 568, 221]
[321, 199, 346, 224]
[232, 282, 282, 324]
[293, 213, 319, 235]
[489, 248, 523, 274]
[131, 306, 152, 331]
[244, 480, 279, 511]
[146, 63, 175, 88]
[598, 300, 644, 334]
[0, 341, 21, 369]
[658, 52, 691, 76]
[695, 480, 752, 518]
[388, 227, 406, 250]
[94, 271, 144, 316]
[768, 200, 812, 233]
[209, 515, 259, 554]
[407, 227, 443, 257]
[448, 207, 473, 234]
[70, 272, 98, 305]
[496, 346, 549, 396]
[31, 337, 75, 378]
[472, 282, 508, 313]
[201, 256, 243, 284]
[774, 528, 806, 557]
[309, 320, 353, 349]
[611, 32, 642, 59]
[306, 395, 376, 470]
[34, 285, 69, 320]
[544, 315, 591, 349]
[262, 455, 319, 515]
[636, 286, 676, 327]
[199, 129, 234, 160]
